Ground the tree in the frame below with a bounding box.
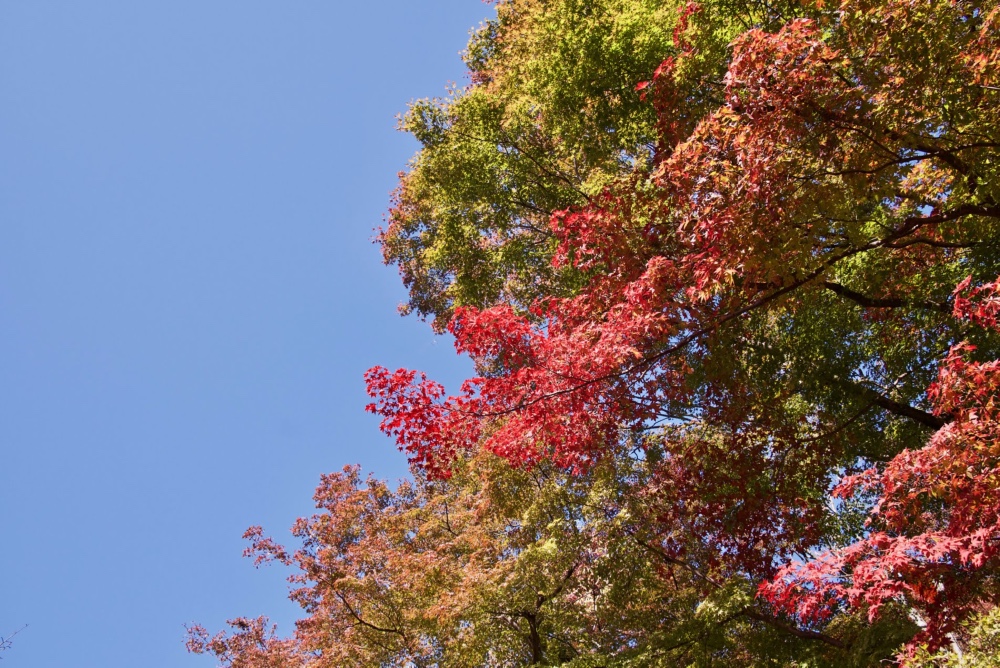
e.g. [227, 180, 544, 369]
[192, 0, 1000, 663]
[368, 0, 1000, 660]
[189, 448, 916, 666]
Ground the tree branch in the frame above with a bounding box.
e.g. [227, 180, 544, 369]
[842, 382, 949, 429]
[822, 281, 950, 313]
[743, 609, 849, 650]
[334, 591, 408, 640]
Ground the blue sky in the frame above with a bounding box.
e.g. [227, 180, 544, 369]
[0, 2, 486, 665]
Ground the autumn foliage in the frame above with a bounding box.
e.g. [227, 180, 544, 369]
[192, 0, 1000, 665]
[759, 279, 1000, 653]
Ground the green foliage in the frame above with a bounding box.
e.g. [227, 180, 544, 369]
[384, 0, 687, 330]
[911, 607, 1000, 667]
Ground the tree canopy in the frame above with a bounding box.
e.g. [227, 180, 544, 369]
[190, 0, 1000, 665]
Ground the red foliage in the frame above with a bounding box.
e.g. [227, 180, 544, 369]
[761, 278, 1000, 656]
[366, 18, 871, 478]
[186, 617, 306, 668]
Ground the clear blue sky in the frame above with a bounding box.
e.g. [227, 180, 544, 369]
[0, 2, 486, 665]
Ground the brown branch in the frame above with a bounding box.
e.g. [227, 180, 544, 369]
[794, 401, 876, 444]
[883, 237, 981, 249]
[743, 609, 849, 650]
[440, 500, 459, 538]
[841, 382, 949, 429]
[523, 611, 543, 665]
[822, 281, 950, 313]
[334, 591, 407, 640]
[537, 563, 579, 610]
[630, 536, 723, 589]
